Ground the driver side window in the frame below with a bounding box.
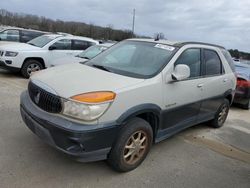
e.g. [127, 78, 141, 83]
[175, 48, 201, 78]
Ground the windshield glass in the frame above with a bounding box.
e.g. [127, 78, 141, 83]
[85, 41, 177, 78]
[78, 45, 107, 59]
[27, 35, 59, 48]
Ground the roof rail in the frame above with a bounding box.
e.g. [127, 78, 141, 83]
[176, 41, 225, 49]
[56, 32, 73, 36]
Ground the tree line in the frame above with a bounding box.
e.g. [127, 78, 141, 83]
[228, 49, 250, 60]
[0, 9, 138, 41]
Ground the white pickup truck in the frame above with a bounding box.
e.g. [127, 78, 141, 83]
[0, 34, 98, 78]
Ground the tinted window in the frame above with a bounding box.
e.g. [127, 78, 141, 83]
[222, 49, 235, 72]
[175, 48, 201, 78]
[20, 30, 44, 43]
[204, 49, 222, 76]
[72, 40, 95, 50]
[51, 39, 71, 50]
[0, 29, 19, 42]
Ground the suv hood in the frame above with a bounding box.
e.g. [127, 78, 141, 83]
[31, 63, 144, 98]
[0, 42, 40, 51]
[50, 56, 86, 67]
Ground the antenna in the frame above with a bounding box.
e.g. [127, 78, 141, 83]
[132, 9, 135, 37]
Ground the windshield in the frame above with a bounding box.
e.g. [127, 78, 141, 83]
[85, 41, 177, 78]
[27, 35, 59, 48]
[78, 45, 107, 59]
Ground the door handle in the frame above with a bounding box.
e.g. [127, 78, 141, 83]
[223, 78, 228, 82]
[197, 83, 204, 88]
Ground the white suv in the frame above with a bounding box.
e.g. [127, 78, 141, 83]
[20, 39, 236, 172]
[0, 34, 98, 77]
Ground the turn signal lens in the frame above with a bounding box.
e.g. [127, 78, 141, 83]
[71, 91, 116, 103]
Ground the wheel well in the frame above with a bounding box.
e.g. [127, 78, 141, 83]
[136, 112, 159, 142]
[23, 57, 45, 68]
[225, 94, 233, 104]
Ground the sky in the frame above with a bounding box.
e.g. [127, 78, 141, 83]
[1, 0, 250, 52]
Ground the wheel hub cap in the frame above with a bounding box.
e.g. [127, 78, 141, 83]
[123, 131, 148, 165]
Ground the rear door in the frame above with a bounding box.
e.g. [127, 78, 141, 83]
[72, 40, 96, 56]
[198, 48, 229, 121]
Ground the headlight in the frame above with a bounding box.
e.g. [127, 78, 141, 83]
[62, 91, 116, 121]
[5, 51, 18, 57]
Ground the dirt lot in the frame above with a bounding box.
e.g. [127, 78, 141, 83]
[0, 69, 249, 188]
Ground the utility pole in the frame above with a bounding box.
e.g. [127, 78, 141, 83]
[132, 9, 135, 37]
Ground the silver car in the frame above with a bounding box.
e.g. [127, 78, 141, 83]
[20, 39, 236, 172]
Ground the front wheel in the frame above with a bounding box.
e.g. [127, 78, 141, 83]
[108, 118, 153, 172]
[21, 59, 43, 78]
[209, 99, 230, 128]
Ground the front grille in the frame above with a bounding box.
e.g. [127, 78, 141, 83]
[28, 81, 62, 113]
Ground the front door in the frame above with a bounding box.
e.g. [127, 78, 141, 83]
[161, 48, 203, 130]
[48, 39, 74, 66]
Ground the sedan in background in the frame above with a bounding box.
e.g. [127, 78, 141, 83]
[234, 62, 250, 109]
[50, 43, 114, 67]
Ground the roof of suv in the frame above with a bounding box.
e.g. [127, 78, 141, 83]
[128, 38, 225, 49]
[43, 34, 99, 43]
[0, 25, 47, 33]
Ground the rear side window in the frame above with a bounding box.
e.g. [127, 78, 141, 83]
[222, 49, 235, 72]
[175, 48, 201, 78]
[204, 49, 223, 76]
[51, 39, 71, 50]
[0, 29, 20, 42]
[20, 30, 44, 43]
[72, 40, 95, 50]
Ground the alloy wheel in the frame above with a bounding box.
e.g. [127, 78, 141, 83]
[123, 130, 148, 165]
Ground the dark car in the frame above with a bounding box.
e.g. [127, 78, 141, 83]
[0, 26, 47, 43]
[234, 62, 250, 109]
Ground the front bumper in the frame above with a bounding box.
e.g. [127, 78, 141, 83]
[0, 59, 20, 72]
[20, 91, 121, 162]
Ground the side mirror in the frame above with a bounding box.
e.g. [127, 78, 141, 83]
[171, 64, 190, 81]
[49, 46, 56, 50]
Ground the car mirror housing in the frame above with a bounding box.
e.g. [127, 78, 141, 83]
[49, 46, 56, 50]
[171, 64, 190, 81]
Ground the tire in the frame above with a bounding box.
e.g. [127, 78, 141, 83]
[209, 99, 230, 128]
[107, 117, 153, 172]
[21, 59, 43, 78]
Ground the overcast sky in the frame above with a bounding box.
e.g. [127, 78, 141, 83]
[1, 0, 250, 51]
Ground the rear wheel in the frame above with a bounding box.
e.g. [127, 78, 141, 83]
[21, 59, 43, 78]
[108, 118, 153, 172]
[209, 99, 230, 128]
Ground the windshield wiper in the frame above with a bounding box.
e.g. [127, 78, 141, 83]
[91, 64, 111, 72]
[28, 43, 37, 47]
[76, 55, 89, 59]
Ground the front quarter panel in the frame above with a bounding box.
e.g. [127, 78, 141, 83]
[98, 74, 164, 125]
